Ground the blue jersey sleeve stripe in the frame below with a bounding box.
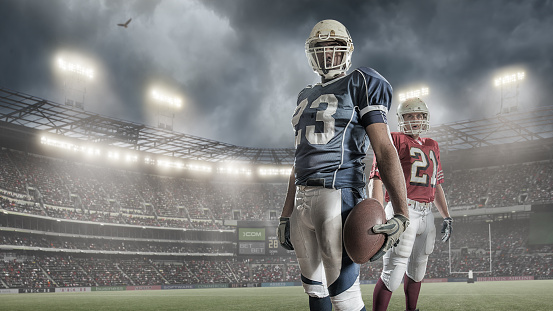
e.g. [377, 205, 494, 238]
[359, 104, 387, 118]
[361, 110, 387, 127]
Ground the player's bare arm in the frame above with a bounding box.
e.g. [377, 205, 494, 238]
[278, 167, 295, 250]
[366, 123, 408, 217]
[366, 122, 410, 261]
[434, 184, 450, 219]
[368, 177, 384, 206]
[435, 183, 453, 242]
[280, 166, 296, 218]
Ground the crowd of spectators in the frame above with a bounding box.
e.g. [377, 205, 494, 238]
[0, 148, 288, 229]
[445, 161, 553, 209]
[1, 231, 234, 255]
[1, 148, 552, 228]
[1, 218, 551, 289]
[1, 147, 552, 289]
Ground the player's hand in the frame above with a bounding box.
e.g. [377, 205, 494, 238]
[277, 217, 294, 250]
[441, 217, 453, 243]
[369, 214, 410, 262]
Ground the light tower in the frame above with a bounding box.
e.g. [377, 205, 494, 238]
[150, 88, 183, 131]
[398, 86, 429, 102]
[57, 57, 93, 110]
[494, 71, 525, 114]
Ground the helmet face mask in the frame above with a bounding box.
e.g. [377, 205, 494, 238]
[305, 20, 354, 80]
[398, 117, 429, 135]
[397, 97, 430, 135]
[311, 43, 348, 75]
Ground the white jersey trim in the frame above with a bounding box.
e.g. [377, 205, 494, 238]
[359, 105, 387, 118]
[332, 106, 357, 189]
[356, 68, 388, 119]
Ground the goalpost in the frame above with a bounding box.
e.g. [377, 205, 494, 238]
[448, 222, 492, 277]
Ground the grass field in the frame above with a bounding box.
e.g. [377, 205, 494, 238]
[1, 280, 552, 311]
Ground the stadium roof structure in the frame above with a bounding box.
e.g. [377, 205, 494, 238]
[0, 87, 294, 164]
[427, 107, 553, 153]
[1, 86, 552, 165]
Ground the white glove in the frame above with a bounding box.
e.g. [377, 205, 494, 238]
[441, 217, 453, 243]
[370, 214, 410, 262]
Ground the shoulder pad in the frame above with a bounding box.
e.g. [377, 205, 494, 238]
[354, 67, 390, 85]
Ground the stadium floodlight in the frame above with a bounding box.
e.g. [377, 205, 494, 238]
[41, 135, 102, 157]
[259, 166, 293, 177]
[151, 89, 183, 109]
[218, 163, 252, 176]
[125, 153, 138, 163]
[494, 71, 525, 87]
[144, 157, 156, 165]
[41, 136, 79, 152]
[150, 87, 183, 130]
[398, 87, 429, 102]
[157, 159, 185, 169]
[108, 151, 138, 163]
[83, 146, 101, 157]
[187, 163, 213, 173]
[54, 53, 96, 110]
[494, 70, 525, 114]
[57, 58, 94, 80]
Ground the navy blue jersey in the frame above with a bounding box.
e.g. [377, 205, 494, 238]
[292, 67, 392, 189]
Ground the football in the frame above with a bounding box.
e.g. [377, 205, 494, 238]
[343, 198, 387, 264]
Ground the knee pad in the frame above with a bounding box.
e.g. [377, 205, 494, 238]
[380, 262, 407, 292]
[330, 280, 364, 311]
[303, 282, 329, 298]
[407, 259, 429, 283]
[425, 225, 436, 255]
[393, 221, 417, 257]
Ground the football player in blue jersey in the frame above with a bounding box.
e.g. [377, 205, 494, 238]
[278, 19, 410, 311]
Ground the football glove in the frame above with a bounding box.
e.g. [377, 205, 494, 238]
[277, 217, 294, 250]
[441, 217, 453, 243]
[370, 214, 410, 262]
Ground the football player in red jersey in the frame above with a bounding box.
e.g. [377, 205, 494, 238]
[368, 97, 452, 311]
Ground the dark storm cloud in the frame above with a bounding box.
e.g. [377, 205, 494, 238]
[1, 0, 552, 148]
[204, 0, 553, 132]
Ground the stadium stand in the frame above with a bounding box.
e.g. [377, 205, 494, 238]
[1, 87, 552, 289]
[2, 148, 553, 224]
[1, 147, 552, 288]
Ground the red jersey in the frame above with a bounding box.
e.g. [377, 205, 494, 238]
[369, 132, 444, 203]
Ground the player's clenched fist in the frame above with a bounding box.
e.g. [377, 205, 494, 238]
[277, 217, 294, 250]
[370, 214, 410, 262]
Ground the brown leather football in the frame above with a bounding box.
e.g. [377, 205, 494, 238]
[343, 198, 386, 264]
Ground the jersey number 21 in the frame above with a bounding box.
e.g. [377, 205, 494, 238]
[410, 147, 438, 188]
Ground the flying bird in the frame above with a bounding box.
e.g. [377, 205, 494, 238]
[117, 18, 132, 28]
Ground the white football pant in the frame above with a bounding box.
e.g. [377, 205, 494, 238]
[290, 186, 365, 311]
[380, 201, 436, 291]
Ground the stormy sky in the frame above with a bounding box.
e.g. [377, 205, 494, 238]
[0, 0, 551, 148]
